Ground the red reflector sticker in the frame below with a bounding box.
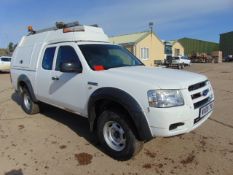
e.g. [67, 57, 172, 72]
[93, 65, 105, 71]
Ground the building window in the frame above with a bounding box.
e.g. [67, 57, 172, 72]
[141, 48, 149, 60]
[175, 49, 180, 56]
[165, 45, 172, 55]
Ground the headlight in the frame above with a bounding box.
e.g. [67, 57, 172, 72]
[147, 90, 184, 108]
[207, 80, 214, 101]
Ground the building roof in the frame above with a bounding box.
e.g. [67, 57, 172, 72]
[220, 31, 233, 36]
[109, 32, 150, 45]
[178, 37, 219, 55]
[169, 40, 176, 45]
[178, 37, 218, 44]
[163, 40, 182, 46]
[163, 40, 175, 45]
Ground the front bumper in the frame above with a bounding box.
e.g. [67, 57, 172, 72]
[149, 108, 213, 137]
[146, 87, 214, 137]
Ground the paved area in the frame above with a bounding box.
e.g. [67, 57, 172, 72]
[0, 63, 233, 175]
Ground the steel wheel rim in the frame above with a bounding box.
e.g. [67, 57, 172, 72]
[103, 121, 126, 151]
[24, 93, 31, 110]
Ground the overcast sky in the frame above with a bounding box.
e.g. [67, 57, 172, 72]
[0, 0, 232, 47]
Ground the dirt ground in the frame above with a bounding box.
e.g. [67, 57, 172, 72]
[0, 63, 233, 175]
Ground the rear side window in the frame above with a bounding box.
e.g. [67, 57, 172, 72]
[55, 46, 81, 71]
[1, 57, 11, 62]
[42, 47, 56, 70]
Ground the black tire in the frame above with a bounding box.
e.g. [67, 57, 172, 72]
[21, 87, 40, 115]
[97, 108, 143, 160]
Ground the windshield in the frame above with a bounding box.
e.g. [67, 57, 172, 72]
[79, 44, 143, 70]
[182, 56, 189, 60]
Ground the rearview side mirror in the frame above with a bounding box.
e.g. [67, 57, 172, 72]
[60, 62, 82, 73]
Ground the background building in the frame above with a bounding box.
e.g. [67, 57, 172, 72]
[178, 37, 219, 56]
[172, 41, 184, 56]
[163, 40, 184, 57]
[220, 31, 233, 57]
[110, 31, 164, 66]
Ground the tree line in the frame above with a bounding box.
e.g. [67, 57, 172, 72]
[8, 42, 17, 53]
[0, 42, 17, 56]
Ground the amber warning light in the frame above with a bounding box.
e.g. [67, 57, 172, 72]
[63, 27, 85, 33]
[28, 26, 35, 34]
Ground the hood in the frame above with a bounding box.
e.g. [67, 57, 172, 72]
[106, 66, 207, 89]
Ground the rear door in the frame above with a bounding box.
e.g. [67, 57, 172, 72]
[36, 46, 57, 103]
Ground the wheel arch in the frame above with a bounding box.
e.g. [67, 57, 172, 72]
[88, 87, 152, 141]
[17, 74, 37, 102]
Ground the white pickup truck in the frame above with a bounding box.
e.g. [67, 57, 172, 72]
[165, 55, 191, 69]
[175, 56, 191, 66]
[174, 56, 191, 66]
[10, 21, 214, 160]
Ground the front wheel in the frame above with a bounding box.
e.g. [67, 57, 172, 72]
[97, 109, 143, 160]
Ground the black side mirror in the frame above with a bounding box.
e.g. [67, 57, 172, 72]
[60, 62, 82, 73]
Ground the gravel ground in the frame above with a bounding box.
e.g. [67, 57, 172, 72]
[0, 63, 233, 175]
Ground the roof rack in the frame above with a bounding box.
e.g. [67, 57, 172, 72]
[28, 21, 81, 35]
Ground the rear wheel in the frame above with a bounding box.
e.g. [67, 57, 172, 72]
[97, 108, 143, 160]
[21, 87, 40, 114]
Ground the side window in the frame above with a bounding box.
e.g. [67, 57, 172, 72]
[55, 46, 81, 71]
[42, 47, 56, 70]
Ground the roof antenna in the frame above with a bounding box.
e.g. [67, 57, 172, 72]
[149, 22, 154, 34]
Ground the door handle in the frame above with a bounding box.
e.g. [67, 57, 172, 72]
[52, 76, 59, 81]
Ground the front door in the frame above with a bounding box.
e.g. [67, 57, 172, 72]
[49, 43, 87, 115]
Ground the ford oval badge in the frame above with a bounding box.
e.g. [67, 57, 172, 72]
[202, 89, 209, 96]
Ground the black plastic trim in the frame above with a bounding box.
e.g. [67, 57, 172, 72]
[188, 80, 207, 91]
[88, 87, 153, 141]
[194, 97, 210, 109]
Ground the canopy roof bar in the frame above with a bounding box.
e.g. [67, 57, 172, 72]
[28, 21, 81, 35]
